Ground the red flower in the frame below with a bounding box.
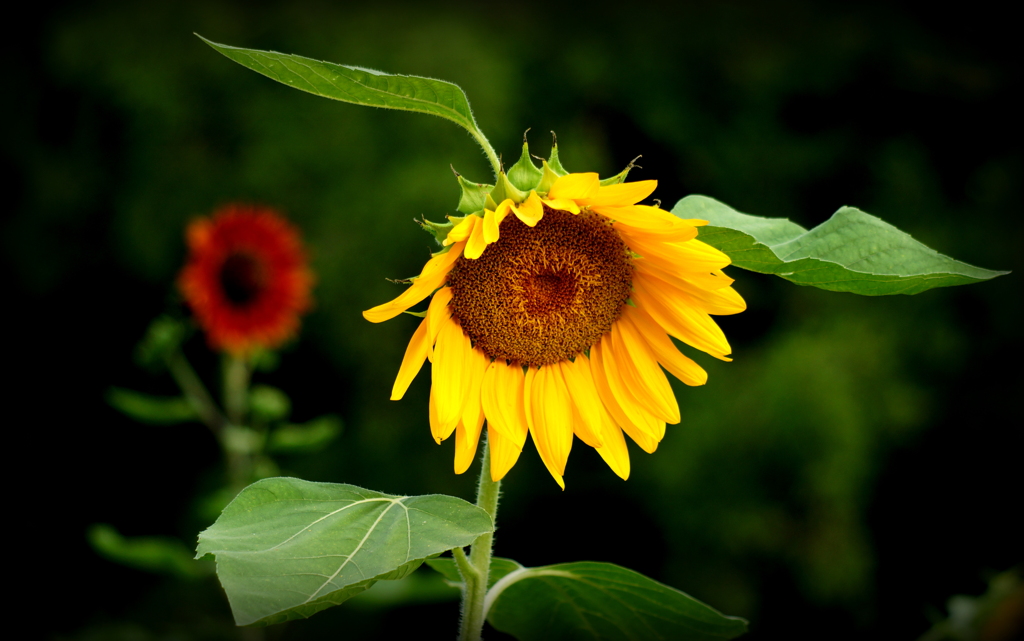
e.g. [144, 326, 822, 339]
[178, 204, 314, 354]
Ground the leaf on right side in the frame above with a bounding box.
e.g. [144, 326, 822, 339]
[486, 561, 748, 641]
[674, 195, 1008, 295]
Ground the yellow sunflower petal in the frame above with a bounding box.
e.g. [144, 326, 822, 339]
[559, 358, 605, 448]
[632, 274, 733, 360]
[445, 216, 476, 245]
[548, 172, 600, 201]
[432, 316, 472, 433]
[622, 305, 708, 386]
[610, 321, 680, 424]
[454, 416, 484, 475]
[613, 221, 699, 243]
[542, 197, 581, 215]
[528, 365, 574, 487]
[625, 235, 731, 273]
[636, 260, 746, 315]
[513, 192, 546, 226]
[480, 361, 516, 444]
[426, 286, 453, 349]
[429, 384, 455, 443]
[593, 204, 689, 229]
[594, 410, 631, 480]
[579, 180, 657, 208]
[483, 208, 501, 244]
[591, 335, 665, 443]
[498, 361, 530, 448]
[391, 317, 429, 401]
[588, 342, 660, 453]
[460, 346, 488, 436]
[362, 243, 463, 323]
[464, 215, 488, 259]
[488, 422, 523, 482]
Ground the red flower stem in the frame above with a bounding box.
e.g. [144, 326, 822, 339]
[221, 354, 255, 492]
[165, 349, 227, 434]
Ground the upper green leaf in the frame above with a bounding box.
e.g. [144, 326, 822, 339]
[486, 561, 748, 641]
[675, 195, 1008, 295]
[196, 477, 493, 626]
[198, 36, 485, 141]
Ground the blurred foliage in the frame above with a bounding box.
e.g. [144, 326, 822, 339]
[6, 1, 1019, 640]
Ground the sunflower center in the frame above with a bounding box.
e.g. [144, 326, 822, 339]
[219, 252, 266, 306]
[447, 206, 633, 366]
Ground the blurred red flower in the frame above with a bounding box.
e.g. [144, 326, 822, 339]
[178, 204, 314, 354]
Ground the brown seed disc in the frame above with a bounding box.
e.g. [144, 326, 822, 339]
[447, 206, 633, 366]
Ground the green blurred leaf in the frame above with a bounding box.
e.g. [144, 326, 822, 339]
[199, 35, 487, 143]
[675, 195, 1008, 295]
[425, 555, 523, 588]
[249, 385, 291, 422]
[106, 387, 197, 424]
[486, 561, 748, 641]
[134, 315, 187, 370]
[267, 415, 342, 454]
[88, 524, 212, 579]
[196, 477, 493, 626]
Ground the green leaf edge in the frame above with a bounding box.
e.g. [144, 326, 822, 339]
[675, 195, 1008, 295]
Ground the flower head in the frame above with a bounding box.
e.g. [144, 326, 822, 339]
[179, 204, 314, 354]
[364, 142, 744, 488]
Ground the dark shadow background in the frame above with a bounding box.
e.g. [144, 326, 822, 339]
[4, 1, 1020, 639]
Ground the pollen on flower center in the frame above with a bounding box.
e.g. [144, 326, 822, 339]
[447, 206, 634, 366]
[219, 252, 266, 306]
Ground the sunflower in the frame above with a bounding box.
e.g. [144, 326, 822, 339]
[364, 145, 744, 488]
[179, 204, 314, 355]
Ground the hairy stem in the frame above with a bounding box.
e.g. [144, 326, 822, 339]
[458, 435, 500, 641]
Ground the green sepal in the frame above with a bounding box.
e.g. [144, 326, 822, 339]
[489, 171, 527, 205]
[420, 217, 454, 245]
[455, 173, 493, 215]
[507, 141, 544, 191]
[403, 310, 428, 318]
[547, 138, 570, 176]
[484, 193, 499, 210]
[600, 156, 641, 186]
[536, 160, 562, 194]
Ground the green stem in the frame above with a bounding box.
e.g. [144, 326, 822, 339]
[458, 436, 501, 641]
[468, 127, 501, 179]
[222, 354, 254, 492]
[223, 354, 251, 426]
[166, 349, 226, 434]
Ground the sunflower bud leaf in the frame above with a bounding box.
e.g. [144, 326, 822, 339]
[471, 559, 748, 640]
[455, 175, 493, 215]
[507, 142, 543, 191]
[489, 171, 528, 205]
[676, 195, 1009, 295]
[196, 478, 493, 626]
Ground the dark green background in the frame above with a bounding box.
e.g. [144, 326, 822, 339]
[6, 1, 1019, 639]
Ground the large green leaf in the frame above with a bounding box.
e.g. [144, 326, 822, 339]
[485, 560, 747, 640]
[198, 35, 486, 143]
[196, 477, 493, 626]
[675, 195, 1007, 295]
